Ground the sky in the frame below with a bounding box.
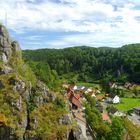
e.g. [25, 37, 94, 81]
[0, 0, 140, 49]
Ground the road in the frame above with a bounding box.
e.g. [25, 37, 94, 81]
[127, 113, 140, 126]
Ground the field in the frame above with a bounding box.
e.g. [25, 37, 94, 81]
[77, 82, 101, 89]
[114, 98, 140, 111]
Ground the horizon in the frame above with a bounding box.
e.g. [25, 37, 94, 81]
[22, 43, 140, 50]
[0, 0, 140, 49]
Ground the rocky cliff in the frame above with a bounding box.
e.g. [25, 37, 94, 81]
[0, 24, 79, 140]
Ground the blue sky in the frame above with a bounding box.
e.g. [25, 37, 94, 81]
[0, 0, 140, 49]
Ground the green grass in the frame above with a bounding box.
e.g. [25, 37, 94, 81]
[77, 82, 101, 89]
[114, 98, 140, 111]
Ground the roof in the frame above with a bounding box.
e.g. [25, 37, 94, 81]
[67, 91, 82, 108]
[73, 112, 86, 123]
[62, 84, 69, 89]
[69, 84, 75, 90]
[133, 106, 140, 111]
[109, 94, 117, 99]
[96, 106, 103, 113]
[67, 91, 73, 99]
[96, 101, 101, 105]
[67, 91, 81, 99]
[71, 97, 81, 108]
[74, 93, 81, 100]
[108, 107, 118, 114]
[96, 95, 104, 100]
[105, 94, 109, 97]
[76, 86, 85, 91]
[83, 87, 89, 91]
[101, 113, 109, 121]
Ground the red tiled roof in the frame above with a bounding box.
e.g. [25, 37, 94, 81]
[96, 95, 104, 100]
[67, 91, 73, 99]
[71, 97, 81, 108]
[74, 93, 81, 99]
[101, 113, 109, 121]
[69, 84, 75, 90]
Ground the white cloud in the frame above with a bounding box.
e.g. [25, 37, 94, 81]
[0, 0, 139, 31]
[0, 0, 140, 48]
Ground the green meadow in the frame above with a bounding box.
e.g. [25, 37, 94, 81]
[115, 98, 140, 111]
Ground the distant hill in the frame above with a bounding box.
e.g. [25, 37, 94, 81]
[23, 44, 140, 85]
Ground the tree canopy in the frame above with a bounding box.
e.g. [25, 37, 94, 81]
[23, 44, 140, 89]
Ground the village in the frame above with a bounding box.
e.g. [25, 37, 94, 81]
[63, 82, 140, 140]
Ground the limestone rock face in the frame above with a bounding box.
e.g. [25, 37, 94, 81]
[0, 24, 12, 62]
[0, 24, 56, 140]
[0, 24, 77, 140]
[0, 66, 13, 74]
[0, 24, 21, 63]
[34, 80, 56, 107]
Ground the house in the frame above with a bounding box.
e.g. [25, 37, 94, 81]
[113, 111, 126, 117]
[108, 94, 120, 104]
[108, 107, 125, 116]
[90, 92, 96, 97]
[133, 106, 140, 115]
[71, 96, 82, 109]
[67, 91, 74, 99]
[101, 112, 109, 121]
[84, 87, 93, 94]
[73, 85, 85, 91]
[67, 92, 82, 109]
[109, 82, 117, 88]
[74, 93, 81, 100]
[124, 82, 132, 89]
[95, 104, 103, 113]
[96, 89, 101, 94]
[108, 107, 118, 115]
[96, 95, 105, 101]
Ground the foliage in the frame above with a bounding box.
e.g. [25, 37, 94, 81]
[30, 103, 70, 140]
[23, 60, 61, 91]
[123, 118, 140, 140]
[9, 54, 37, 86]
[23, 44, 140, 86]
[109, 117, 124, 140]
[54, 97, 66, 109]
[84, 93, 124, 140]
[84, 94, 96, 107]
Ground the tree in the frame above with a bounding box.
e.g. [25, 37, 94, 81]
[109, 117, 124, 140]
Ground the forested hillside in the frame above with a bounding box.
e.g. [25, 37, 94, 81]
[23, 44, 140, 89]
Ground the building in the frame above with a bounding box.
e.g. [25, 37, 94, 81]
[133, 106, 140, 115]
[108, 94, 120, 104]
[71, 96, 82, 109]
[73, 85, 85, 91]
[96, 95, 105, 101]
[96, 104, 103, 113]
[67, 92, 82, 109]
[101, 112, 109, 121]
[108, 107, 118, 114]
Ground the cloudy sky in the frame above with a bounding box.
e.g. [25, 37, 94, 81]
[0, 0, 140, 49]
